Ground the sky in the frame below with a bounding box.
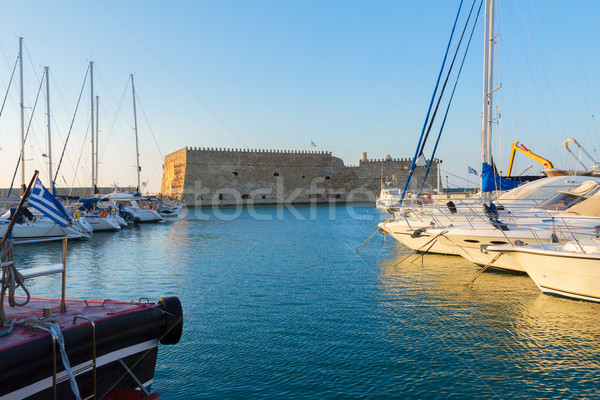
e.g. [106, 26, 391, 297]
[2, 0, 600, 194]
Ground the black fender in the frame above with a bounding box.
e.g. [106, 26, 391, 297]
[158, 296, 183, 345]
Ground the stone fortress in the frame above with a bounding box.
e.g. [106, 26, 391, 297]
[160, 147, 440, 206]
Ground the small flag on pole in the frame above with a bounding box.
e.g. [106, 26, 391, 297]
[468, 166, 478, 176]
[311, 140, 317, 147]
[28, 178, 72, 227]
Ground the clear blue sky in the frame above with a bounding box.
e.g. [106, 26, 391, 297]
[2, 0, 600, 194]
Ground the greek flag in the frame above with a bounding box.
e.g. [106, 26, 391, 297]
[311, 140, 317, 147]
[468, 166, 478, 176]
[28, 178, 71, 227]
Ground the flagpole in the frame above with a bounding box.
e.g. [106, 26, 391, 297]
[0, 170, 39, 248]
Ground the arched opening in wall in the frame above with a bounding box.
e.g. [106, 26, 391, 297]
[261, 195, 266, 200]
[241, 194, 249, 199]
[325, 176, 331, 180]
[219, 194, 224, 201]
[273, 172, 279, 177]
[232, 171, 238, 176]
[335, 194, 341, 199]
[301, 175, 306, 179]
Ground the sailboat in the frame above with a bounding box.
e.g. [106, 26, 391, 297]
[99, 75, 163, 223]
[76, 62, 121, 232]
[0, 41, 91, 241]
[377, 0, 600, 270]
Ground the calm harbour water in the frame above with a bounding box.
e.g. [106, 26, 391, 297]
[13, 204, 600, 399]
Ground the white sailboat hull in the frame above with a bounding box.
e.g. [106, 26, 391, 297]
[0, 219, 85, 239]
[86, 215, 121, 231]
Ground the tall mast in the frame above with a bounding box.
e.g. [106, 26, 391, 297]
[19, 37, 25, 194]
[95, 95, 99, 188]
[45, 66, 54, 195]
[131, 74, 141, 193]
[90, 61, 95, 195]
[481, 0, 495, 196]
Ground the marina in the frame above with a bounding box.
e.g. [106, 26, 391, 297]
[3, 0, 600, 398]
[8, 204, 600, 399]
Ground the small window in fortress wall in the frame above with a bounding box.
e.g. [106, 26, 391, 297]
[232, 171, 238, 176]
[273, 172, 279, 177]
[219, 194, 224, 201]
[242, 194, 249, 199]
[325, 176, 331, 180]
[301, 175, 306, 179]
[404, 166, 408, 169]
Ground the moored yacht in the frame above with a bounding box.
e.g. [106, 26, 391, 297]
[99, 192, 163, 223]
[488, 238, 600, 303]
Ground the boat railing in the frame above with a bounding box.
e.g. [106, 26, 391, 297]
[0, 238, 68, 324]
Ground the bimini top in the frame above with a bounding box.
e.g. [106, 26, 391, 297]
[77, 197, 110, 210]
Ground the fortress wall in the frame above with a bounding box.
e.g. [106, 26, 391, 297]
[161, 147, 440, 205]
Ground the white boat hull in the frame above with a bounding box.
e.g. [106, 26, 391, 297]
[494, 244, 600, 302]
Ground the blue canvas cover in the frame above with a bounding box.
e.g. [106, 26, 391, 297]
[481, 162, 522, 192]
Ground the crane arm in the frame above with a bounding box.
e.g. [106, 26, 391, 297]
[506, 140, 554, 176]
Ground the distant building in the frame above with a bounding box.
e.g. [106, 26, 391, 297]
[160, 147, 440, 206]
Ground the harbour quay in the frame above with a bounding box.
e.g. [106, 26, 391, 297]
[160, 147, 440, 206]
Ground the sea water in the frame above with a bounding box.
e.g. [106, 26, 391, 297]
[13, 204, 600, 399]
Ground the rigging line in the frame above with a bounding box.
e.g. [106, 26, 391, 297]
[341, 57, 443, 160]
[99, 77, 129, 162]
[417, 0, 479, 159]
[134, 91, 163, 159]
[512, 1, 566, 151]
[54, 65, 89, 183]
[546, 0, 600, 130]
[7, 72, 45, 198]
[100, 0, 249, 148]
[0, 56, 18, 120]
[401, 0, 465, 205]
[70, 120, 91, 192]
[419, 0, 484, 195]
[499, 2, 561, 162]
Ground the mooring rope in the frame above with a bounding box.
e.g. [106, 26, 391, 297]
[17, 317, 82, 400]
[2, 261, 30, 307]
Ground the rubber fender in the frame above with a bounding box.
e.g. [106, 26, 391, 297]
[158, 296, 183, 345]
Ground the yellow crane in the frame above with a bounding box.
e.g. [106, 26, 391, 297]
[506, 140, 554, 176]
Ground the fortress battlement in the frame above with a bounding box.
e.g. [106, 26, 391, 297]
[161, 148, 440, 205]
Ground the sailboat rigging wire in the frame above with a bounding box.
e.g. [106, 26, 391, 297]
[53, 65, 89, 184]
[417, 0, 479, 163]
[135, 91, 163, 159]
[419, 0, 484, 195]
[0, 56, 18, 120]
[7, 73, 45, 198]
[400, 0, 464, 205]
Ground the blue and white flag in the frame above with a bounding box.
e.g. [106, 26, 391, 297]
[28, 178, 72, 227]
[311, 140, 317, 147]
[468, 166, 478, 176]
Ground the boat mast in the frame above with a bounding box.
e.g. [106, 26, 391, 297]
[45, 66, 54, 195]
[19, 37, 25, 195]
[90, 61, 95, 195]
[131, 74, 141, 193]
[481, 0, 495, 198]
[95, 95, 99, 189]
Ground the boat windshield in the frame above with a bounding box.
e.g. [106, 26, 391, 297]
[536, 193, 586, 211]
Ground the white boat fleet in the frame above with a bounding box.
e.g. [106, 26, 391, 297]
[0, 191, 181, 243]
[378, 0, 600, 305]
